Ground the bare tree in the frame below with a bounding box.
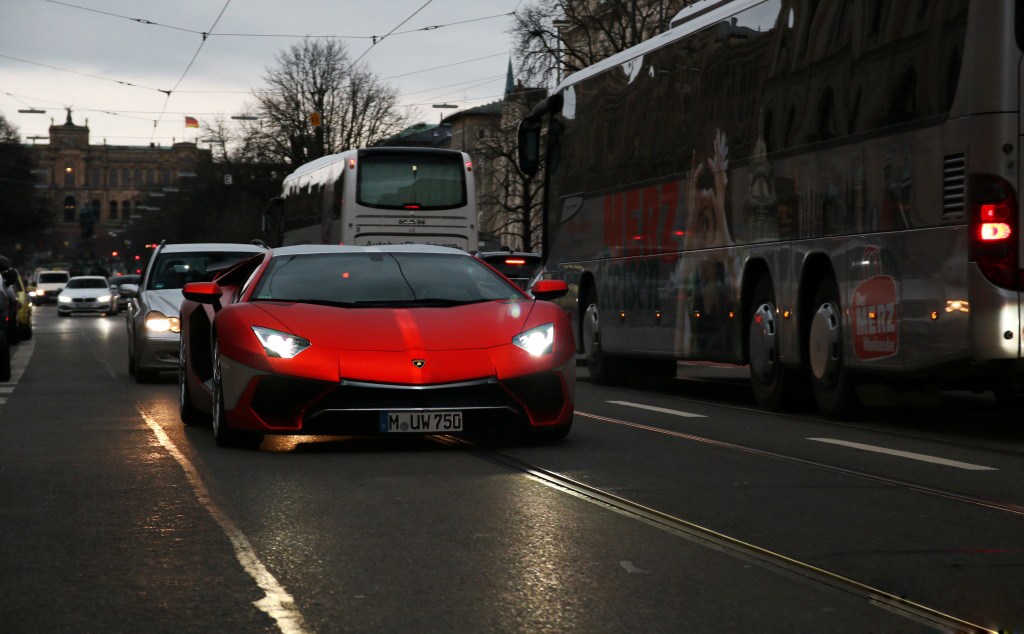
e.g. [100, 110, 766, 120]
[474, 102, 545, 253]
[0, 113, 50, 246]
[241, 38, 410, 167]
[511, 0, 690, 87]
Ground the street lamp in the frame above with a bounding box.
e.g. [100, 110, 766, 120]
[432, 103, 458, 124]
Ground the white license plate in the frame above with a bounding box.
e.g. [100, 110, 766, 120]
[380, 411, 463, 433]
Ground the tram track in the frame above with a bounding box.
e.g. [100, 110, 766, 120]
[588, 376, 1024, 461]
[438, 434, 995, 634]
[573, 410, 1024, 517]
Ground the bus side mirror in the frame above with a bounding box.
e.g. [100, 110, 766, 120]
[517, 118, 541, 177]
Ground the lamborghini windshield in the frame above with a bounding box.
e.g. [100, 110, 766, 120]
[251, 252, 527, 306]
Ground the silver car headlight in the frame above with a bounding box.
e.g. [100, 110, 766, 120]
[58, 295, 71, 304]
[145, 311, 180, 333]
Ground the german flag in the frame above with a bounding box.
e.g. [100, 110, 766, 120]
[184, 116, 199, 128]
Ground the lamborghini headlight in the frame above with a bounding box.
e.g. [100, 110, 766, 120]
[252, 326, 310, 359]
[513, 322, 554, 356]
[145, 311, 180, 333]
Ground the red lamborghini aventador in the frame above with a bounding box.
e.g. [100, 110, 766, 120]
[178, 244, 575, 447]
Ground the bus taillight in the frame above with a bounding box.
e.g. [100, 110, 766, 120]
[980, 222, 1012, 241]
[969, 174, 1020, 289]
[348, 159, 356, 169]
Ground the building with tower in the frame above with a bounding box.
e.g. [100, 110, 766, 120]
[27, 109, 209, 270]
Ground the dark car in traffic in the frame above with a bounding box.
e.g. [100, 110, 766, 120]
[109, 274, 141, 312]
[474, 251, 543, 290]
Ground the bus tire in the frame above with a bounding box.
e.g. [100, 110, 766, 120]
[748, 275, 793, 411]
[807, 278, 859, 418]
[581, 292, 623, 384]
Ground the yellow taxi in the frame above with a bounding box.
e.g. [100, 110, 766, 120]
[2, 268, 32, 342]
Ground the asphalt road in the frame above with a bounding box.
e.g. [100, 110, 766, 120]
[2, 306, 1021, 633]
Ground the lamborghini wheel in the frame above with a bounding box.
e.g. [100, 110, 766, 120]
[211, 339, 262, 448]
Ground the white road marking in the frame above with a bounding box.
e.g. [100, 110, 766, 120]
[619, 560, 651, 574]
[809, 438, 997, 471]
[138, 407, 309, 633]
[607, 400, 706, 418]
[0, 340, 35, 397]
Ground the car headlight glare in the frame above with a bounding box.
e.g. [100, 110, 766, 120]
[58, 295, 71, 303]
[252, 326, 310, 359]
[97, 295, 112, 303]
[145, 311, 180, 333]
[513, 322, 555, 356]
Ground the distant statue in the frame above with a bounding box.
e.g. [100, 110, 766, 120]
[79, 203, 94, 238]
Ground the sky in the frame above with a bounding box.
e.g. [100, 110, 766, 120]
[0, 0, 532, 147]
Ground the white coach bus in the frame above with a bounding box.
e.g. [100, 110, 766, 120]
[518, 0, 1024, 416]
[279, 147, 478, 251]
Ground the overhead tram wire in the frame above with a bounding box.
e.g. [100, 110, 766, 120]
[0, 54, 169, 94]
[11, 2, 521, 131]
[2, 55, 518, 124]
[346, 0, 436, 70]
[147, 0, 233, 143]
[40, 0, 511, 42]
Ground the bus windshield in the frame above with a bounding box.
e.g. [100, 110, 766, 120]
[357, 151, 466, 210]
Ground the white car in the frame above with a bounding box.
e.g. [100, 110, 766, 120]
[57, 276, 117, 317]
[31, 270, 70, 305]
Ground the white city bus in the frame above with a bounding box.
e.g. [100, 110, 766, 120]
[518, 0, 1024, 416]
[278, 147, 478, 251]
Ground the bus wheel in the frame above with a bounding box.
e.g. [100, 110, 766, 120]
[582, 293, 622, 384]
[748, 276, 788, 410]
[808, 279, 859, 418]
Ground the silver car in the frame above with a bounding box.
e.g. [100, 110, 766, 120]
[123, 242, 267, 383]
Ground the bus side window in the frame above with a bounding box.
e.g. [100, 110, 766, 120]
[332, 171, 344, 220]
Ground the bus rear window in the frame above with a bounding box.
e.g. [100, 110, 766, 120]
[357, 152, 466, 210]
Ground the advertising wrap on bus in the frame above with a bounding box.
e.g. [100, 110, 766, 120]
[519, 0, 1024, 417]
